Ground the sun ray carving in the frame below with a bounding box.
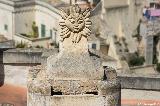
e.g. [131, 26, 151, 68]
[59, 5, 92, 43]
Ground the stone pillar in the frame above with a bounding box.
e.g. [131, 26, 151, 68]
[145, 35, 153, 65]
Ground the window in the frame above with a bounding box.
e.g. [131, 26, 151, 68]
[41, 24, 46, 37]
[150, 3, 155, 8]
[92, 43, 97, 49]
[4, 24, 8, 31]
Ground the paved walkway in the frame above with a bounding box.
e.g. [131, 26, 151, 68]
[121, 89, 160, 106]
[0, 84, 27, 106]
[122, 89, 160, 100]
[122, 99, 160, 106]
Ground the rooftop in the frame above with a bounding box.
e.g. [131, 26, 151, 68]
[0, 0, 69, 9]
[41, 0, 69, 8]
[0, 35, 8, 43]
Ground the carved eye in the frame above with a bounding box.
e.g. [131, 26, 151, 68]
[69, 18, 75, 23]
[78, 20, 83, 24]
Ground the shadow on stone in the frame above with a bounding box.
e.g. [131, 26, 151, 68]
[0, 49, 4, 87]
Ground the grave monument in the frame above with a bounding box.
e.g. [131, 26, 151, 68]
[28, 5, 121, 106]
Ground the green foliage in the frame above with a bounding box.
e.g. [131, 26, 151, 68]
[156, 63, 160, 72]
[31, 21, 39, 38]
[16, 41, 27, 48]
[21, 22, 39, 38]
[129, 56, 145, 67]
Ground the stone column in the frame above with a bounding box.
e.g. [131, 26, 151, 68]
[145, 35, 153, 65]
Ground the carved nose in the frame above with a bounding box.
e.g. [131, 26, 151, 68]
[75, 24, 78, 27]
[74, 22, 78, 27]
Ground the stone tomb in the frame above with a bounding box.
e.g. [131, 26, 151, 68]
[28, 5, 121, 106]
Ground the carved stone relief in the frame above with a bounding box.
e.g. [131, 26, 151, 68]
[59, 5, 92, 43]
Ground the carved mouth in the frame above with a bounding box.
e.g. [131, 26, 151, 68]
[74, 27, 79, 32]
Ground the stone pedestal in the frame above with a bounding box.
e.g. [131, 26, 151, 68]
[28, 5, 121, 106]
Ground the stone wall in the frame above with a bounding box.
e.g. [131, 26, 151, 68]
[1, 49, 41, 87]
[119, 74, 160, 91]
[103, 0, 129, 8]
[28, 93, 120, 106]
[145, 36, 154, 65]
[0, 40, 14, 49]
[102, 0, 145, 53]
[14, 0, 60, 39]
[4, 65, 160, 91]
[14, 34, 51, 48]
[0, 0, 60, 42]
[1, 49, 160, 91]
[1, 48, 44, 87]
[15, 6, 36, 36]
[130, 65, 157, 75]
[0, 1, 14, 40]
[35, 4, 60, 38]
[3, 65, 30, 87]
[3, 49, 43, 64]
[1, 48, 57, 87]
[108, 37, 123, 69]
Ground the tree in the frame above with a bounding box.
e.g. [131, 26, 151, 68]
[129, 56, 145, 67]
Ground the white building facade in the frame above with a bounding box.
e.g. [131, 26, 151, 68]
[0, 0, 14, 40]
[0, 0, 61, 46]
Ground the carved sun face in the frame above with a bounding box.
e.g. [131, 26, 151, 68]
[65, 14, 85, 33]
[59, 5, 92, 43]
